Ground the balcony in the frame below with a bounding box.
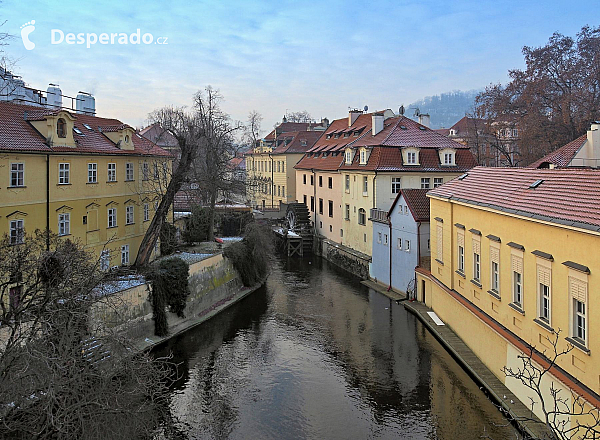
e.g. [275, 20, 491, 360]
[369, 208, 388, 224]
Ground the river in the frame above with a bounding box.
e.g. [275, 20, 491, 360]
[153, 256, 518, 439]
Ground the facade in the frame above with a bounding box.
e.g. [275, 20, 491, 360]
[0, 101, 171, 267]
[246, 119, 326, 209]
[529, 123, 600, 169]
[371, 189, 430, 293]
[416, 166, 600, 424]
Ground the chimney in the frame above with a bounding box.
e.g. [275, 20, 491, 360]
[349, 109, 361, 126]
[47, 84, 62, 109]
[588, 122, 600, 163]
[76, 92, 96, 115]
[372, 113, 384, 135]
[418, 113, 430, 128]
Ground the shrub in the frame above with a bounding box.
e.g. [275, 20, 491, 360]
[147, 257, 190, 336]
[159, 222, 178, 256]
[182, 205, 210, 243]
[219, 211, 253, 236]
[223, 222, 273, 287]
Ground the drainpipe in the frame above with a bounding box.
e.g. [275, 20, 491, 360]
[46, 154, 50, 251]
[312, 169, 317, 231]
[372, 171, 377, 208]
[269, 153, 274, 208]
[388, 215, 393, 291]
[416, 221, 421, 300]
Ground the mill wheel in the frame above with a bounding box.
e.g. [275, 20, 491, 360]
[286, 202, 310, 231]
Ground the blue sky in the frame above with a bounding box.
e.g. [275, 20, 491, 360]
[0, 0, 596, 134]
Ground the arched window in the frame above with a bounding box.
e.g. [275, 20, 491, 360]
[358, 208, 366, 225]
[57, 118, 67, 138]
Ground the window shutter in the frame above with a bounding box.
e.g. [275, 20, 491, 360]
[569, 277, 587, 303]
[437, 224, 443, 261]
[457, 232, 464, 247]
[490, 247, 499, 264]
[473, 238, 481, 255]
[537, 266, 551, 287]
[511, 256, 523, 274]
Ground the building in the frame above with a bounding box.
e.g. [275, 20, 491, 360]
[416, 166, 600, 423]
[139, 122, 180, 164]
[246, 118, 326, 209]
[529, 123, 600, 169]
[0, 101, 171, 267]
[371, 189, 430, 293]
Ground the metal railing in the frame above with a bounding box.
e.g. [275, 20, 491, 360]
[369, 208, 388, 223]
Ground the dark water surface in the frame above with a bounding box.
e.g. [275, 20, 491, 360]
[153, 256, 517, 439]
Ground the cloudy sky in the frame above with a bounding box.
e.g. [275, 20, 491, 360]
[0, 0, 595, 134]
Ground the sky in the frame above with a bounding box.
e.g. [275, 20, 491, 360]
[0, 0, 596, 135]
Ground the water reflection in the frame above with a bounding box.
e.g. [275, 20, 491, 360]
[153, 257, 518, 439]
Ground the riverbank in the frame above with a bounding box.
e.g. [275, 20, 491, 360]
[403, 300, 552, 440]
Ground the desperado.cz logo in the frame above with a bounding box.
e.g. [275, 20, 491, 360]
[19, 20, 167, 50]
[52, 29, 168, 48]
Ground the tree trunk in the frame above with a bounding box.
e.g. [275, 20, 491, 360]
[206, 189, 217, 241]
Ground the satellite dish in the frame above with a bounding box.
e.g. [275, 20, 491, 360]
[364, 105, 368, 112]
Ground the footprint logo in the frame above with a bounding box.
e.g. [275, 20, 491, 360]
[21, 20, 36, 50]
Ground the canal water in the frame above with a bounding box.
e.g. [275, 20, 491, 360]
[153, 256, 518, 439]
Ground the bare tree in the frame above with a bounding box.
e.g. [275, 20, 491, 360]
[0, 230, 173, 438]
[286, 110, 312, 122]
[500, 330, 600, 439]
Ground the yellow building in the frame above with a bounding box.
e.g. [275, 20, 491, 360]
[246, 119, 326, 209]
[417, 166, 600, 425]
[0, 102, 171, 268]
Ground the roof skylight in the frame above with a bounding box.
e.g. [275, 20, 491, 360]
[73, 127, 84, 135]
[458, 173, 468, 180]
[83, 123, 93, 130]
[529, 179, 544, 189]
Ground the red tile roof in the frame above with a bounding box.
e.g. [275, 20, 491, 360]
[264, 122, 311, 141]
[380, 116, 469, 149]
[0, 102, 170, 157]
[389, 189, 430, 222]
[272, 130, 322, 154]
[428, 166, 600, 231]
[528, 134, 587, 169]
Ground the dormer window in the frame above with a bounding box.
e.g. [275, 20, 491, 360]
[345, 149, 353, 165]
[402, 147, 420, 166]
[57, 118, 67, 138]
[439, 148, 456, 166]
[449, 129, 456, 136]
[444, 153, 453, 164]
[407, 152, 416, 164]
[359, 148, 368, 165]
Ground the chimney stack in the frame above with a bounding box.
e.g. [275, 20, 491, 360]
[349, 109, 361, 126]
[418, 113, 431, 128]
[372, 113, 384, 136]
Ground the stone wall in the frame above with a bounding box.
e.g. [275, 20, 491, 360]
[90, 254, 242, 341]
[321, 238, 370, 279]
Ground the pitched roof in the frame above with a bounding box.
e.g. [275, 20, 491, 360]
[0, 102, 170, 157]
[380, 116, 469, 149]
[139, 123, 179, 148]
[264, 122, 311, 141]
[528, 134, 587, 169]
[389, 189, 430, 222]
[272, 130, 322, 154]
[428, 166, 600, 232]
[228, 156, 245, 170]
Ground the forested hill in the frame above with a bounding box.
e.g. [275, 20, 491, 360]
[407, 90, 480, 129]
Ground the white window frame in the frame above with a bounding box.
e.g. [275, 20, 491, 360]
[10, 163, 24, 187]
[345, 175, 350, 192]
[58, 213, 70, 236]
[107, 163, 117, 182]
[434, 177, 443, 188]
[405, 240, 411, 252]
[121, 244, 130, 265]
[9, 219, 24, 244]
[144, 203, 150, 222]
[513, 272, 522, 306]
[397, 238, 402, 250]
[406, 151, 416, 164]
[473, 252, 481, 281]
[574, 299, 586, 343]
[108, 208, 117, 228]
[421, 178, 430, 189]
[88, 163, 97, 183]
[458, 245, 465, 272]
[377, 232, 382, 244]
[491, 261, 499, 292]
[363, 176, 368, 195]
[126, 162, 134, 181]
[540, 283, 551, 322]
[142, 162, 149, 180]
[126, 205, 134, 225]
[391, 177, 401, 194]
[59, 163, 70, 184]
[345, 204, 350, 220]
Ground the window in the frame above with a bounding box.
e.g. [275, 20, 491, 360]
[363, 176, 368, 194]
[319, 176, 323, 187]
[378, 232, 382, 244]
[406, 151, 416, 164]
[340, 229, 344, 237]
[57, 118, 67, 138]
[436, 223, 443, 262]
[384, 234, 388, 245]
[277, 186, 281, 196]
[443, 152, 454, 165]
[277, 161, 281, 172]
[537, 266, 551, 322]
[345, 150, 352, 164]
[328, 177, 333, 189]
[574, 299, 586, 342]
[358, 208, 366, 225]
[490, 246, 500, 293]
[512, 129, 518, 137]
[303, 174, 307, 184]
[59, 163, 70, 184]
[512, 255, 523, 307]
[404, 206, 408, 214]
[126, 162, 134, 181]
[458, 244, 465, 272]
[142, 162, 149, 180]
[282, 162, 285, 173]
[473, 252, 480, 281]
[406, 240, 411, 252]
[345, 204, 350, 220]
[10, 219, 24, 244]
[58, 213, 70, 236]
[310, 175, 314, 186]
[310, 196, 314, 212]
[328, 200, 333, 218]
[303, 195, 307, 206]
[391, 177, 401, 194]
[492, 261, 499, 292]
[108, 208, 117, 228]
[434, 178, 443, 188]
[126, 206, 134, 225]
[153, 163, 159, 179]
[345, 175, 350, 191]
[88, 163, 97, 183]
[144, 203, 150, 221]
[319, 198, 323, 215]
[108, 163, 116, 182]
[397, 238, 402, 250]
[121, 244, 130, 265]
[421, 178, 430, 189]
[10, 163, 24, 187]
[360, 150, 366, 164]
[100, 250, 110, 271]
